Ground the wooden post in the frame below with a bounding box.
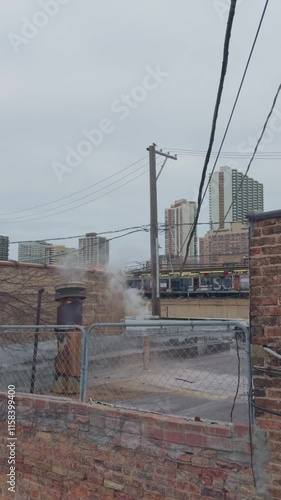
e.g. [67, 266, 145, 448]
[143, 336, 150, 370]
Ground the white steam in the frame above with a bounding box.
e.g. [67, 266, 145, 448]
[106, 269, 149, 320]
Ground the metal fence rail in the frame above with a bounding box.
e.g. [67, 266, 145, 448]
[86, 320, 251, 424]
[0, 325, 86, 401]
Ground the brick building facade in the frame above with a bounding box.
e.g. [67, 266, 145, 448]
[0, 261, 124, 326]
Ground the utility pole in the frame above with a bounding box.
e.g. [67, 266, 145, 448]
[147, 144, 177, 318]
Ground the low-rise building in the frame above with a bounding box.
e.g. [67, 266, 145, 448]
[199, 222, 249, 266]
[45, 245, 78, 266]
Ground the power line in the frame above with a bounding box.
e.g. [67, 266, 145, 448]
[14, 229, 148, 264]
[181, 0, 270, 271]
[0, 156, 147, 216]
[18, 246, 83, 264]
[1, 168, 149, 224]
[165, 148, 281, 157]
[10, 226, 150, 244]
[198, 0, 270, 223]
[10, 220, 244, 245]
[181, 0, 238, 272]
[0, 163, 149, 223]
[222, 82, 281, 224]
[197, 82, 281, 263]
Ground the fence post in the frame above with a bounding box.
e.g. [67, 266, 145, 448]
[79, 327, 89, 402]
[143, 335, 150, 370]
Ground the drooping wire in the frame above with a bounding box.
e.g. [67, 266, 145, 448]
[180, 0, 238, 272]
[0, 156, 147, 217]
[0, 164, 149, 223]
[196, 0, 270, 214]
[180, 0, 270, 270]
[1, 169, 149, 224]
[221, 82, 281, 225]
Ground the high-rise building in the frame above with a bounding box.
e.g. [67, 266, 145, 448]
[165, 199, 197, 259]
[0, 235, 9, 261]
[78, 233, 109, 267]
[18, 241, 52, 264]
[45, 245, 79, 266]
[209, 166, 264, 229]
[199, 222, 249, 266]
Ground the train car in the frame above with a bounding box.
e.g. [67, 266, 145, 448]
[126, 278, 142, 290]
[170, 277, 193, 295]
[126, 266, 249, 297]
[143, 277, 169, 296]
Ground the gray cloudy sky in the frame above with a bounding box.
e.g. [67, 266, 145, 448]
[1, 0, 281, 265]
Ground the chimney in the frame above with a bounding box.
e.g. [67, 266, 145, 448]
[51, 282, 87, 395]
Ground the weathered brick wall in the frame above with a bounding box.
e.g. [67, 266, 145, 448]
[0, 262, 124, 326]
[248, 210, 281, 500]
[0, 393, 259, 499]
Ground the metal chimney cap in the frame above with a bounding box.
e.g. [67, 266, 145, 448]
[55, 281, 87, 301]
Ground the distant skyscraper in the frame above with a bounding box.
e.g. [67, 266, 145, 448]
[165, 199, 197, 258]
[79, 233, 109, 267]
[209, 166, 264, 229]
[18, 241, 52, 264]
[0, 235, 9, 261]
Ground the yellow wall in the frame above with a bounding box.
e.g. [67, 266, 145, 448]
[160, 297, 249, 320]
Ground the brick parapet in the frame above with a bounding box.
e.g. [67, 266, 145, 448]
[248, 212, 281, 500]
[0, 393, 259, 499]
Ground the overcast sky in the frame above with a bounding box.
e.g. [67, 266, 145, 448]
[1, 0, 281, 265]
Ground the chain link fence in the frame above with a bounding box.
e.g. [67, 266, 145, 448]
[86, 320, 250, 424]
[0, 320, 251, 423]
[0, 325, 86, 400]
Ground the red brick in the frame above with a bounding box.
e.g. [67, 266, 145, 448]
[208, 425, 232, 437]
[262, 223, 281, 235]
[233, 424, 249, 438]
[269, 486, 281, 500]
[258, 219, 277, 227]
[203, 469, 227, 480]
[206, 436, 232, 452]
[143, 426, 164, 441]
[250, 247, 262, 256]
[185, 433, 207, 448]
[264, 326, 281, 337]
[163, 430, 184, 444]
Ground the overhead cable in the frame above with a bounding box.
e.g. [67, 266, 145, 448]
[181, 0, 238, 272]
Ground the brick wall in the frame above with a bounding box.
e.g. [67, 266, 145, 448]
[248, 210, 281, 500]
[0, 393, 259, 500]
[0, 262, 124, 326]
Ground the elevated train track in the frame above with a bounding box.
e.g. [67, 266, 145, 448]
[126, 264, 249, 298]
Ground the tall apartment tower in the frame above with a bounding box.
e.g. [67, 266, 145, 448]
[18, 241, 52, 264]
[165, 199, 197, 258]
[209, 166, 264, 229]
[79, 233, 109, 267]
[0, 235, 9, 261]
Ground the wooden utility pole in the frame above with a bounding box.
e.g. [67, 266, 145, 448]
[147, 144, 177, 317]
